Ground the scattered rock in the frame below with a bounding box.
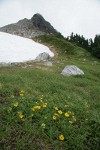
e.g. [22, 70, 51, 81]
[0, 62, 17, 67]
[43, 61, 53, 67]
[35, 52, 50, 61]
[61, 65, 84, 76]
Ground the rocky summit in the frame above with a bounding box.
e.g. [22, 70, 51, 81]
[0, 13, 59, 38]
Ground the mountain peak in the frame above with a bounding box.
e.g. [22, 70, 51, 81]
[31, 13, 57, 34]
[0, 13, 59, 38]
[32, 13, 44, 20]
[31, 13, 46, 26]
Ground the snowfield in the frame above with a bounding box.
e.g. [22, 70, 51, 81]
[0, 32, 54, 63]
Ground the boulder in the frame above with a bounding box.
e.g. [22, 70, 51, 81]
[43, 61, 53, 67]
[61, 65, 84, 76]
[35, 52, 50, 61]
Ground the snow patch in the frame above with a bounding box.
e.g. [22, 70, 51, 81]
[0, 32, 54, 63]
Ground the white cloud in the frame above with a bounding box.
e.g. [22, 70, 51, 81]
[0, 0, 100, 39]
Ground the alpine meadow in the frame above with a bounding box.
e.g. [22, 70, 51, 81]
[0, 13, 100, 150]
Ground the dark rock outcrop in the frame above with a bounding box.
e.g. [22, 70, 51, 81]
[31, 13, 57, 34]
[0, 13, 59, 38]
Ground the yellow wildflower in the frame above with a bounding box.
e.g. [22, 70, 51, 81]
[34, 105, 41, 110]
[59, 134, 64, 141]
[19, 90, 25, 97]
[65, 112, 69, 117]
[19, 114, 24, 119]
[13, 101, 18, 107]
[58, 110, 63, 115]
[18, 112, 24, 119]
[43, 103, 47, 108]
[52, 116, 57, 120]
[20, 90, 24, 93]
[20, 93, 24, 97]
[54, 107, 58, 111]
[31, 107, 35, 111]
[40, 98, 43, 103]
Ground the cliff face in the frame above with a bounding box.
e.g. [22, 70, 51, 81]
[0, 13, 59, 38]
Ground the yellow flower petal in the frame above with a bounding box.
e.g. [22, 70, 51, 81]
[43, 103, 47, 108]
[54, 107, 58, 111]
[58, 110, 63, 115]
[19, 114, 24, 119]
[20, 90, 24, 93]
[34, 105, 41, 110]
[20, 93, 24, 97]
[52, 116, 57, 120]
[59, 134, 64, 141]
[13, 102, 18, 107]
[18, 112, 24, 119]
[31, 107, 35, 111]
[65, 112, 69, 117]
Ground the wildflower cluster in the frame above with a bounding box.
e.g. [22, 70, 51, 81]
[5, 91, 79, 141]
[53, 107, 76, 124]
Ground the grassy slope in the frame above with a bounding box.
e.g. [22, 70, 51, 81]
[34, 35, 91, 57]
[0, 35, 100, 150]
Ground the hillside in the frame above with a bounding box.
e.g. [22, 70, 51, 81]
[0, 34, 100, 150]
[0, 15, 100, 150]
[34, 34, 91, 57]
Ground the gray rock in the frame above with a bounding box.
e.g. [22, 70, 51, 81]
[43, 61, 53, 67]
[0, 62, 17, 67]
[35, 52, 50, 61]
[61, 65, 84, 76]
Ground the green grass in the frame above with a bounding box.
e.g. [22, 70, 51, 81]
[0, 35, 100, 149]
[0, 65, 100, 150]
[34, 34, 91, 58]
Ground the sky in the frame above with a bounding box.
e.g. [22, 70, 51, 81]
[0, 0, 100, 39]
